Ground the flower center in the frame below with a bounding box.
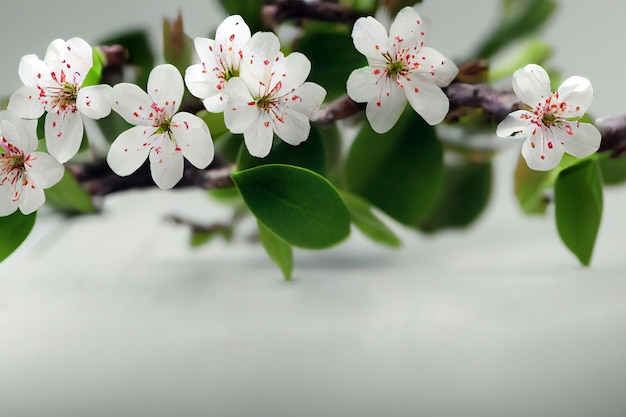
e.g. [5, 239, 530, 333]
[383, 52, 408, 79]
[48, 83, 78, 112]
[534, 93, 568, 127]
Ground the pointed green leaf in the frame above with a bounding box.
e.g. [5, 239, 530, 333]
[420, 160, 492, 232]
[232, 164, 350, 249]
[258, 220, 294, 280]
[0, 211, 36, 263]
[554, 159, 603, 266]
[599, 154, 626, 186]
[341, 191, 401, 247]
[82, 47, 106, 87]
[514, 154, 558, 214]
[45, 169, 96, 214]
[345, 108, 444, 227]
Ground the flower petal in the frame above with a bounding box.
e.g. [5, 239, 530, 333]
[8, 86, 45, 119]
[413, 46, 459, 87]
[17, 179, 46, 215]
[240, 32, 282, 89]
[106, 125, 153, 176]
[224, 77, 259, 134]
[112, 82, 155, 125]
[388, 6, 426, 52]
[0, 116, 37, 153]
[561, 122, 601, 158]
[512, 64, 552, 107]
[214, 14, 251, 61]
[521, 127, 564, 171]
[404, 78, 449, 125]
[147, 64, 184, 114]
[76, 84, 113, 119]
[365, 78, 406, 133]
[284, 82, 326, 118]
[243, 113, 274, 158]
[18, 54, 54, 87]
[351, 16, 389, 63]
[0, 184, 19, 217]
[170, 112, 214, 169]
[185, 61, 221, 100]
[557, 75, 593, 118]
[45, 38, 93, 86]
[27, 152, 64, 188]
[272, 107, 311, 146]
[149, 137, 184, 190]
[270, 52, 311, 95]
[496, 110, 534, 137]
[346, 66, 384, 103]
[45, 111, 84, 163]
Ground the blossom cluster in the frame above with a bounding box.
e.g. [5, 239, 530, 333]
[0, 7, 603, 218]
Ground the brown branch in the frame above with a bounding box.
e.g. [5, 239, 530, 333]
[262, 0, 364, 28]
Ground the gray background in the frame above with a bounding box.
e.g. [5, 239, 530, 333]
[2, 1, 626, 416]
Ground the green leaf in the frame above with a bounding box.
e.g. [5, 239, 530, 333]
[45, 169, 96, 214]
[298, 23, 367, 101]
[345, 108, 444, 227]
[341, 191, 401, 247]
[474, 0, 557, 59]
[237, 129, 326, 175]
[232, 164, 350, 249]
[0, 211, 36, 263]
[258, 220, 294, 280]
[420, 159, 492, 232]
[599, 153, 626, 186]
[554, 159, 603, 266]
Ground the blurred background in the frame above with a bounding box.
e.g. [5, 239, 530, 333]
[2, 1, 626, 416]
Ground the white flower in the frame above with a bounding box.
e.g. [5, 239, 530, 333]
[185, 15, 251, 113]
[346, 6, 458, 133]
[223, 32, 326, 158]
[496, 64, 601, 171]
[107, 64, 214, 190]
[8, 37, 113, 163]
[0, 111, 64, 216]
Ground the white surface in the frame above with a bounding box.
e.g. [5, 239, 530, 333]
[2, 1, 626, 416]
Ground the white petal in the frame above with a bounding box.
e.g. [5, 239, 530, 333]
[0, 119, 36, 154]
[521, 127, 564, 171]
[214, 14, 251, 70]
[273, 107, 311, 146]
[8, 86, 45, 119]
[270, 52, 311, 95]
[193, 37, 217, 64]
[284, 82, 326, 118]
[76, 84, 113, 119]
[203, 94, 228, 113]
[560, 122, 601, 158]
[45, 111, 84, 163]
[170, 112, 214, 169]
[512, 64, 552, 107]
[240, 32, 282, 88]
[185, 62, 221, 100]
[388, 6, 426, 52]
[18, 54, 53, 87]
[18, 179, 46, 215]
[557, 75, 593, 118]
[346, 66, 384, 103]
[149, 137, 184, 190]
[243, 113, 274, 158]
[106, 126, 153, 176]
[111, 83, 154, 125]
[27, 152, 64, 188]
[45, 38, 93, 86]
[413, 47, 458, 87]
[0, 111, 38, 151]
[224, 77, 258, 134]
[351, 16, 389, 63]
[147, 64, 184, 115]
[404, 78, 449, 126]
[0, 184, 19, 217]
[365, 78, 406, 133]
[496, 110, 534, 137]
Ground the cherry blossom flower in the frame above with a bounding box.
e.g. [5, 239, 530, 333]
[185, 15, 251, 113]
[107, 64, 214, 190]
[346, 6, 458, 133]
[0, 111, 64, 216]
[496, 64, 601, 171]
[8, 37, 113, 163]
[223, 32, 326, 158]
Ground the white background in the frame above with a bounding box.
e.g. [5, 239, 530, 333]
[2, 1, 626, 416]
